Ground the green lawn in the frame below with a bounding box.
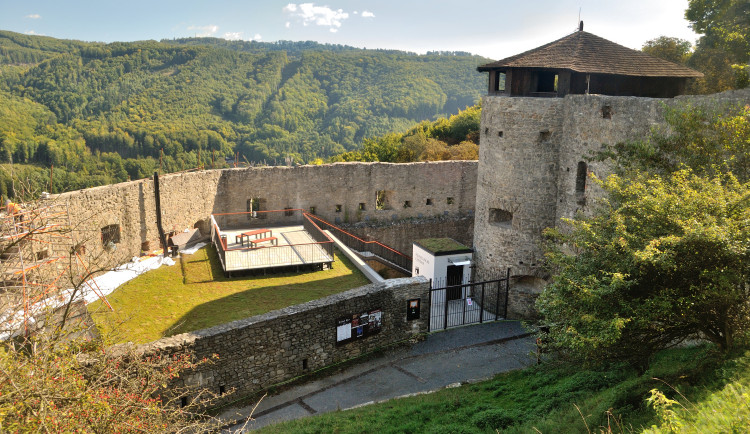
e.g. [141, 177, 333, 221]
[89, 246, 370, 344]
[259, 344, 749, 433]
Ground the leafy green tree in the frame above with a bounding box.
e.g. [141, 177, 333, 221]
[538, 103, 750, 366]
[686, 0, 750, 91]
[642, 36, 693, 64]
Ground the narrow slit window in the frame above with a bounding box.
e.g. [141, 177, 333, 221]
[335, 204, 342, 213]
[426, 198, 433, 206]
[358, 202, 366, 211]
[576, 161, 588, 193]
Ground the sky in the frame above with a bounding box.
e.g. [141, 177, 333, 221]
[0, 0, 699, 59]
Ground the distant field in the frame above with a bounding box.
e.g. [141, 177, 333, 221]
[89, 246, 370, 344]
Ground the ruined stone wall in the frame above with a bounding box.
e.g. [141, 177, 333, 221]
[139, 277, 430, 405]
[54, 161, 477, 268]
[59, 170, 222, 264]
[340, 215, 475, 255]
[216, 161, 477, 228]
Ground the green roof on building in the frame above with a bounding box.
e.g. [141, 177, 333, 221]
[414, 238, 472, 255]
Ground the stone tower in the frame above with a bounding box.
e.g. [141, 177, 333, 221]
[472, 27, 706, 318]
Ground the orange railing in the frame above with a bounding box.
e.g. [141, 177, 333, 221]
[303, 213, 412, 273]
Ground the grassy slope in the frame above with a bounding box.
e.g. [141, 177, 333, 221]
[89, 246, 369, 344]
[260, 345, 750, 433]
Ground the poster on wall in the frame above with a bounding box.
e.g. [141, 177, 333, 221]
[335, 308, 383, 345]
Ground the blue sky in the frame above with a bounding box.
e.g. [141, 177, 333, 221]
[0, 0, 699, 59]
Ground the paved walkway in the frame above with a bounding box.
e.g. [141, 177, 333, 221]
[219, 321, 536, 432]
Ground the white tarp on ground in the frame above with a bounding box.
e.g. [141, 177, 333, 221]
[79, 243, 207, 304]
[180, 242, 207, 255]
[78, 255, 175, 304]
[1, 245, 207, 339]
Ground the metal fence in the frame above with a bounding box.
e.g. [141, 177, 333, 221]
[210, 210, 334, 273]
[212, 209, 304, 229]
[209, 215, 226, 271]
[429, 269, 511, 331]
[304, 213, 412, 273]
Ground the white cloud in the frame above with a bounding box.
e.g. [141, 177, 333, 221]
[361, 10, 375, 18]
[24, 30, 41, 35]
[285, 21, 291, 28]
[283, 3, 349, 31]
[187, 25, 219, 37]
[252, 34, 262, 41]
[223, 32, 243, 41]
[25, 14, 41, 19]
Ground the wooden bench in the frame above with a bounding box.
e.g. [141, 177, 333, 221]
[249, 236, 277, 248]
[236, 229, 272, 246]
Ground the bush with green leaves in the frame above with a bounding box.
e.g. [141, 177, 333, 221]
[539, 102, 750, 366]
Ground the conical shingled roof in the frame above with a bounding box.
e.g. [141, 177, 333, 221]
[477, 31, 703, 78]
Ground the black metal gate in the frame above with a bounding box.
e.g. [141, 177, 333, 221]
[429, 269, 511, 332]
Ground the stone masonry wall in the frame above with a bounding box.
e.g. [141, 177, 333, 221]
[475, 88, 750, 318]
[340, 215, 475, 255]
[138, 277, 430, 405]
[59, 170, 222, 265]
[216, 161, 477, 228]
[474, 96, 562, 281]
[55, 161, 476, 269]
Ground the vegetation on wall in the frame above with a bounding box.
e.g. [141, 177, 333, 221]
[538, 102, 750, 366]
[0, 30, 487, 197]
[329, 104, 481, 163]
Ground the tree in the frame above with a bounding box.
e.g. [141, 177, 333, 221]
[686, 0, 750, 91]
[642, 36, 693, 65]
[0, 188, 222, 431]
[537, 102, 750, 366]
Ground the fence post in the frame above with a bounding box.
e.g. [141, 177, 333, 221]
[503, 268, 511, 319]
[428, 281, 432, 332]
[479, 285, 484, 324]
[444, 285, 449, 330]
[494, 280, 500, 321]
[462, 283, 467, 325]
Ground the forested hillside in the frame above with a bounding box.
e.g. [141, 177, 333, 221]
[0, 30, 488, 196]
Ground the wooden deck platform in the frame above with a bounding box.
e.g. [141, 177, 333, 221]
[219, 225, 333, 272]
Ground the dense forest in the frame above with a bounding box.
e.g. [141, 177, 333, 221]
[0, 30, 488, 197]
[329, 104, 481, 163]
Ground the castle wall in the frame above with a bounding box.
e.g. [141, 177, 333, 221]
[60, 170, 222, 266]
[216, 161, 477, 228]
[340, 215, 475, 255]
[54, 161, 477, 268]
[136, 277, 430, 405]
[474, 97, 563, 281]
[475, 89, 750, 318]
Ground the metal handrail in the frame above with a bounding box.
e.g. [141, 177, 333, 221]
[303, 213, 412, 271]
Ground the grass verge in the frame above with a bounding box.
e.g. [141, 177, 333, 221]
[89, 246, 370, 344]
[258, 344, 749, 433]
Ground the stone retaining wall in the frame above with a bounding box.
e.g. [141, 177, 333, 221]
[136, 277, 430, 405]
[340, 215, 475, 256]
